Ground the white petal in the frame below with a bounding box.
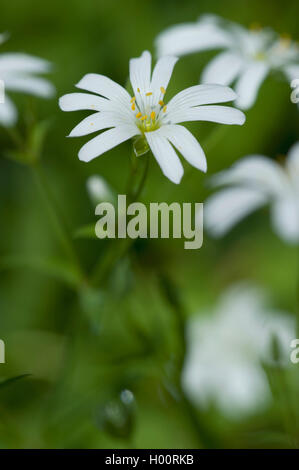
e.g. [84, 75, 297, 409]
[271, 196, 299, 243]
[68, 111, 126, 137]
[235, 62, 269, 110]
[87, 175, 115, 205]
[76, 73, 131, 107]
[210, 155, 288, 197]
[78, 124, 139, 162]
[129, 50, 152, 107]
[284, 64, 299, 82]
[201, 51, 245, 85]
[0, 32, 9, 45]
[156, 19, 232, 57]
[167, 84, 237, 113]
[0, 95, 17, 126]
[5, 76, 55, 97]
[145, 129, 184, 184]
[150, 55, 178, 103]
[160, 124, 207, 172]
[286, 141, 299, 178]
[0, 53, 51, 73]
[205, 187, 267, 237]
[59, 92, 108, 112]
[168, 105, 245, 126]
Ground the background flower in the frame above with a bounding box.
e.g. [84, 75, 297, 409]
[204, 142, 299, 243]
[182, 283, 295, 417]
[0, 34, 55, 126]
[156, 14, 299, 109]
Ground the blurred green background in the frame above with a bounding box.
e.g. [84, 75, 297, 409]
[0, 0, 298, 449]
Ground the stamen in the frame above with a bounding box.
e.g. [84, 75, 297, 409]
[162, 105, 167, 113]
[137, 88, 140, 93]
[160, 86, 166, 94]
[136, 112, 142, 118]
[146, 92, 153, 96]
[249, 22, 261, 31]
[279, 33, 291, 48]
[140, 115, 148, 121]
[130, 97, 136, 103]
[159, 100, 164, 106]
[131, 103, 136, 111]
[150, 111, 156, 120]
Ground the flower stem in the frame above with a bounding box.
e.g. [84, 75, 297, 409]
[130, 153, 150, 202]
[92, 152, 150, 286]
[296, 246, 299, 337]
[31, 163, 84, 280]
[158, 273, 219, 448]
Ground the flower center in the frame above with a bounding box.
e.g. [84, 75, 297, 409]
[277, 33, 291, 50]
[254, 51, 266, 61]
[130, 86, 168, 133]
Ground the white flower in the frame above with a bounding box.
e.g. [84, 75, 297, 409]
[59, 51, 245, 184]
[0, 34, 55, 126]
[86, 175, 115, 205]
[204, 142, 299, 244]
[182, 283, 295, 418]
[156, 15, 299, 109]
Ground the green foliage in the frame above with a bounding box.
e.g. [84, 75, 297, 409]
[0, 0, 298, 450]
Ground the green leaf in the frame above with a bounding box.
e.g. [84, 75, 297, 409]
[27, 119, 51, 163]
[0, 374, 31, 390]
[3, 120, 51, 166]
[0, 254, 82, 288]
[73, 223, 98, 239]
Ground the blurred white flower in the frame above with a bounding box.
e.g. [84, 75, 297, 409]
[204, 142, 299, 244]
[182, 283, 295, 418]
[59, 50, 245, 184]
[156, 15, 299, 109]
[86, 175, 115, 205]
[0, 34, 55, 126]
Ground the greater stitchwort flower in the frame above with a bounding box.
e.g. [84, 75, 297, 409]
[0, 33, 55, 126]
[59, 51, 245, 184]
[183, 283, 295, 417]
[204, 142, 299, 243]
[157, 15, 299, 109]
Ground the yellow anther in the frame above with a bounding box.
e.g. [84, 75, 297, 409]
[160, 86, 166, 94]
[250, 22, 261, 31]
[136, 112, 142, 118]
[281, 32, 291, 40]
[146, 92, 153, 96]
[131, 102, 136, 111]
[150, 111, 156, 120]
[276, 154, 286, 165]
[137, 88, 140, 93]
[159, 100, 164, 106]
[162, 105, 167, 113]
[130, 96, 136, 103]
[279, 33, 291, 48]
[140, 115, 148, 121]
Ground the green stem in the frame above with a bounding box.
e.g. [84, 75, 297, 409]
[92, 152, 150, 286]
[91, 237, 134, 286]
[5, 126, 24, 149]
[31, 163, 84, 281]
[159, 273, 219, 448]
[296, 246, 299, 338]
[130, 153, 149, 202]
